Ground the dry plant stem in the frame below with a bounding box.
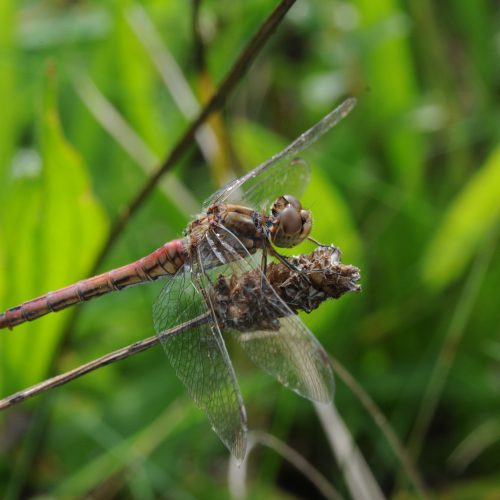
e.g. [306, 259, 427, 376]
[92, 0, 297, 274]
[4, 2, 296, 489]
[330, 357, 428, 499]
[0, 313, 210, 411]
[51, 0, 296, 400]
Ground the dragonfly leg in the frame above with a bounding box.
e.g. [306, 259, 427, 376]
[307, 235, 331, 248]
[259, 246, 271, 290]
[268, 248, 314, 291]
[261, 246, 268, 274]
[267, 245, 302, 274]
[268, 243, 334, 284]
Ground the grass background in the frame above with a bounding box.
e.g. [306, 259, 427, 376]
[0, 0, 499, 498]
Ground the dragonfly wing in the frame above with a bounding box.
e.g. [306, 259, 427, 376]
[203, 97, 356, 211]
[205, 224, 334, 403]
[205, 157, 310, 212]
[235, 316, 334, 403]
[153, 266, 247, 459]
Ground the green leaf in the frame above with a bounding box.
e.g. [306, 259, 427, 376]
[0, 65, 108, 394]
[0, 0, 17, 184]
[422, 146, 500, 290]
[353, 0, 424, 189]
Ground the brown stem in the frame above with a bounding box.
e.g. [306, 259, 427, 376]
[92, 0, 296, 274]
[0, 313, 210, 411]
[2, 3, 296, 491]
[53, 0, 296, 405]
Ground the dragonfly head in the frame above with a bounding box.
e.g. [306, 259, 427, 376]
[269, 195, 312, 248]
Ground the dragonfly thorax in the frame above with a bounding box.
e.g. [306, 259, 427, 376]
[269, 195, 312, 248]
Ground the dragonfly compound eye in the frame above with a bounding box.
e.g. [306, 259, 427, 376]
[280, 206, 303, 234]
[282, 195, 302, 210]
[270, 199, 312, 248]
[300, 209, 312, 238]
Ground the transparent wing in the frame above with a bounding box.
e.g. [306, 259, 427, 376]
[206, 224, 334, 403]
[203, 97, 356, 212]
[208, 158, 310, 212]
[153, 266, 247, 460]
[236, 316, 334, 402]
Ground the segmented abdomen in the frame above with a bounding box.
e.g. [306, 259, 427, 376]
[0, 238, 187, 329]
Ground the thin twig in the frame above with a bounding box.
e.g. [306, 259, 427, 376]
[0, 313, 210, 411]
[6, 2, 296, 489]
[52, 0, 296, 401]
[92, 0, 296, 274]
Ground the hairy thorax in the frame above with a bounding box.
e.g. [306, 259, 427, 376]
[188, 204, 267, 255]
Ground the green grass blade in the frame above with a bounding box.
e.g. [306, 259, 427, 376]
[421, 146, 500, 290]
[0, 65, 108, 394]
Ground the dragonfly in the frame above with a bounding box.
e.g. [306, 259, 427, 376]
[0, 97, 357, 459]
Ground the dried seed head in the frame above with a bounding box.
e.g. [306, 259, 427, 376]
[211, 246, 361, 332]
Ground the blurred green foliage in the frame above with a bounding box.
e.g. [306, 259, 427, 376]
[0, 0, 499, 498]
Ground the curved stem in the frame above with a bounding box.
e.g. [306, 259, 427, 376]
[0, 313, 210, 411]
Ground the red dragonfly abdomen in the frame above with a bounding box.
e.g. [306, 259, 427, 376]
[0, 239, 187, 330]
